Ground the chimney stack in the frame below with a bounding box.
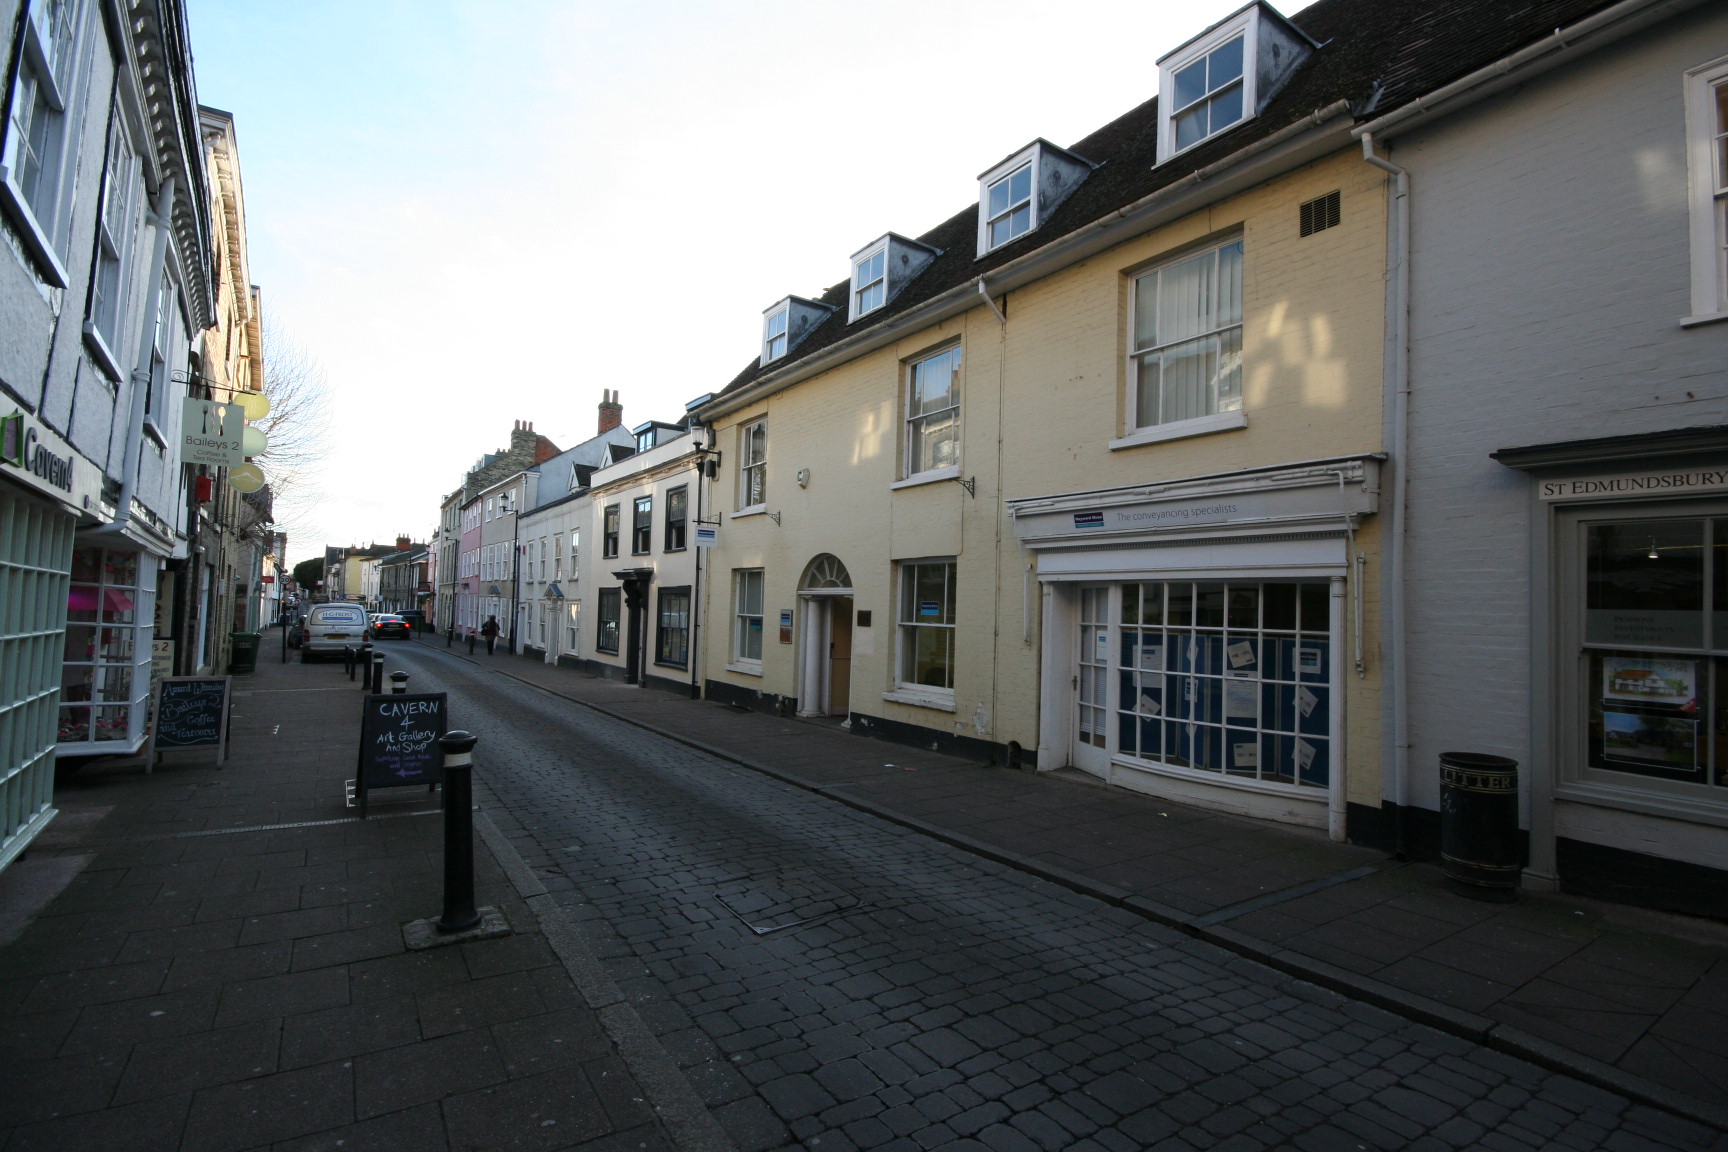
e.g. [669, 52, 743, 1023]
[396, 535, 411, 551]
[598, 389, 622, 434]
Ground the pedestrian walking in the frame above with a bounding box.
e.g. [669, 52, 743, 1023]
[480, 615, 500, 655]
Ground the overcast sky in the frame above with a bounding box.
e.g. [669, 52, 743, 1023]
[185, 0, 1256, 565]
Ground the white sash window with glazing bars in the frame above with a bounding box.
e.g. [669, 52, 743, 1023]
[1129, 239, 1243, 430]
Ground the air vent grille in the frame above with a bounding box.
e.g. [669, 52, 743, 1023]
[1300, 190, 1341, 237]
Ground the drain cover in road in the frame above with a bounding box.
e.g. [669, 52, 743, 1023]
[714, 870, 859, 935]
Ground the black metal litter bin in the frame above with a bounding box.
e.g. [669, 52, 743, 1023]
[228, 631, 262, 674]
[1439, 751, 1520, 901]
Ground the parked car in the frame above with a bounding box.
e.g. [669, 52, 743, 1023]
[368, 613, 411, 641]
[300, 603, 369, 662]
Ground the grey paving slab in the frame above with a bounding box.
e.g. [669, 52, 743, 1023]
[0, 648, 697, 1152]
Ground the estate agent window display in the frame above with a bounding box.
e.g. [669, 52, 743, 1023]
[1575, 513, 1727, 799]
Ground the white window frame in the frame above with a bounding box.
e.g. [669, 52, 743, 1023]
[1157, 10, 1255, 160]
[902, 344, 962, 483]
[84, 109, 141, 380]
[887, 559, 957, 711]
[762, 304, 789, 363]
[977, 152, 1035, 255]
[730, 568, 764, 674]
[737, 418, 767, 513]
[0, 0, 84, 287]
[850, 241, 888, 321]
[1684, 55, 1728, 326]
[1118, 237, 1245, 445]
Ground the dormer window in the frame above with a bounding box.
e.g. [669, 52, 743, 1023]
[759, 296, 835, 366]
[1157, 4, 1315, 162]
[976, 141, 1092, 257]
[848, 234, 938, 322]
[986, 165, 1032, 249]
[1171, 34, 1245, 151]
[854, 249, 885, 316]
[763, 306, 789, 362]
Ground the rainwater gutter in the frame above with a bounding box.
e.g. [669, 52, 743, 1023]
[698, 100, 1353, 423]
[1352, 0, 1703, 141]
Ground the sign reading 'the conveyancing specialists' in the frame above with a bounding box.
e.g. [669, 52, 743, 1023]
[1539, 467, 1728, 500]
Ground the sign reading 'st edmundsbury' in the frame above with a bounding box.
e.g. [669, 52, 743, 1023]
[1, 410, 98, 511]
[1539, 467, 1728, 500]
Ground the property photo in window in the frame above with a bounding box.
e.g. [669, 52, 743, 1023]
[898, 560, 956, 691]
[1582, 517, 1727, 790]
[1105, 581, 1333, 789]
[1130, 239, 1243, 430]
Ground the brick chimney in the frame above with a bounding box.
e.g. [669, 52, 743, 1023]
[395, 535, 411, 551]
[598, 389, 622, 434]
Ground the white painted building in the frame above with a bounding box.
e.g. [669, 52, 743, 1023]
[1373, 0, 1728, 915]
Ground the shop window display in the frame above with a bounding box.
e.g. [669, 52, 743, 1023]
[1107, 580, 1332, 788]
[1583, 518, 1726, 789]
[59, 546, 154, 750]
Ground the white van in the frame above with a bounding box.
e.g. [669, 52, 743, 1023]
[301, 603, 369, 662]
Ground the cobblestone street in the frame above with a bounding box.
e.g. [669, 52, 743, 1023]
[391, 644, 1728, 1152]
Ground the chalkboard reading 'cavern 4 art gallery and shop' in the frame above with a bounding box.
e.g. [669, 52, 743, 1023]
[355, 692, 447, 816]
[147, 676, 231, 768]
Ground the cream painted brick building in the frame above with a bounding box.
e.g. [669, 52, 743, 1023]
[693, 0, 1404, 840]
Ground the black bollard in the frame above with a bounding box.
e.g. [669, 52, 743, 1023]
[390, 670, 409, 694]
[468, 631, 475, 655]
[370, 651, 385, 694]
[436, 731, 481, 933]
[345, 645, 356, 680]
[446, 626, 453, 648]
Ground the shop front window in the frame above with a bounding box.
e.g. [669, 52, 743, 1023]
[1582, 517, 1726, 789]
[60, 546, 154, 750]
[1108, 580, 1332, 788]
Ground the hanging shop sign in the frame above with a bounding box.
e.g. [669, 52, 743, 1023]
[1538, 467, 1728, 501]
[182, 397, 245, 467]
[0, 410, 101, 512]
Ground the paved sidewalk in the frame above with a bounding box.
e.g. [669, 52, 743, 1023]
[0, 647, 726, 1152]
[443, 640, 1728, 1134]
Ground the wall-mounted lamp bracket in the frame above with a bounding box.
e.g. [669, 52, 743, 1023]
[767, 511, 781, 525]
[952, 476, 976, 498]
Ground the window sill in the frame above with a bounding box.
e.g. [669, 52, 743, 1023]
[82, 323, 124, 383]
[725, 661, 764, 677]
[0, 173, 70, 288]
[731, 506, 767, 519]
[882, 686, 957, 713]
[890, 466, 960, 491]
[653, 660, 689, 671]
[1109, 409, 1247, 451]
[1679, 309, 1728, 329]
[142, 419, 167, 451]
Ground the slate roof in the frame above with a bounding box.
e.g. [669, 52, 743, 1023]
[708, 0, 1619, 404]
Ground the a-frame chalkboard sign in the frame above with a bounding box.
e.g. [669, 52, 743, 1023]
[355, 692, 447, 817]
[145, 676, 232, 770]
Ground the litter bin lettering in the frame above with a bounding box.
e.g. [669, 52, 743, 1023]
[1439, 752, 1520, 901]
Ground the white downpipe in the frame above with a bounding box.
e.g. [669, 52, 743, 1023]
[1360, 134, 1411, 848]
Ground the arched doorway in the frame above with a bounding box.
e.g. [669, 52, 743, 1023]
[797, 555, 853, 719]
